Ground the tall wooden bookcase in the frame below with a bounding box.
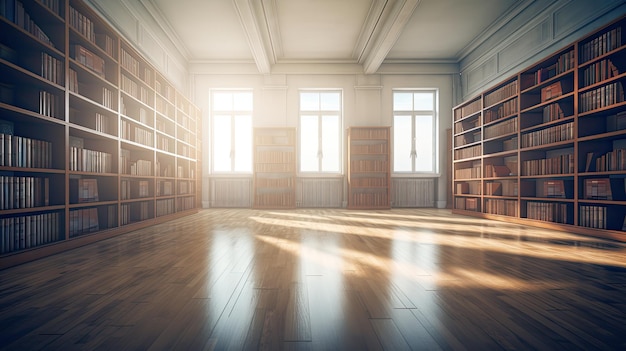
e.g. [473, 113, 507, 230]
[452, 15, 626, 242]
[253, 127, 296, 208]
[347, 126, 390, 209]
[0, 0, 201, 269]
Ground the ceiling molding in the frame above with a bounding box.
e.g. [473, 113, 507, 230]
[233, 0, 272, 74]
[362, 0, 422, 74]
[139, 0, 191, 60]
[353, 0, 388, 62]
[261, 0, 282, 63]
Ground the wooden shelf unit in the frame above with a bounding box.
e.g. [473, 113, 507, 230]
[253, 127, 296, 209]
[347, 126, 390, 209]
[0, 0, 202, 269]
[452, 15, 626, 242]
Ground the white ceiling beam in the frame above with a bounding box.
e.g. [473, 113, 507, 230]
[233, 0, 272, 74]
[362, 0, 421, 74]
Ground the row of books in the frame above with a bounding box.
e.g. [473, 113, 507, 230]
[583, 178, 623, 200]
[254, 163, 295, 173]
[579, 81, 625, 113]
[455, 131, 480, 146]
[454, 144, 481, 160]
[457, 181, 481, 195]
[120, 120, 154, 147]
[177, 196, 195, 211]
[485, 180, 518, 196]
[156, 97, 175, 119]
[1, 0, 54, 47]
[0, 212, 60, 254]
[580, 58, 620, 88]
[156, 118, 175, 136]
[484, 80, 518, 108]
[255, 151, 295, 164]
[40, 0, 60, 16]
[454, 163, 481, 179]
[350, 129, 388, 140]
[74, 45, 105, 78]
[593, 148, 626, 172]
[41, 52, 63, 86]
[521, 154, 574, 176]
[526, 202, 569, 224]
[484, 199, 518, 216]
[350, 177, 387, 187]
[0, 176, 49, 210]
[156, 135, 174, 152]
[155, 161, 175, 177]
[157, 180, 174, 196]
[350, 160, 388, 172]
[120, 201, 151, 225]
[484, 97, 518, 123]
[178, 143, 194, 158]
[121, 74, 151, 106]
[520, 121, 574, 147]
[350, 143, 388, 154]
[155, 79, 175, 102]
[69, 178, 98, 203]
[540, 81, 564, 102]
[455, 99, 481, 121]
[454, 115, 480, 134]
[120, 179, 150, 200]
[156, 198, 174, 217]
[580, 26, 622, 64]
[69, 146, 112, 173]
[484, 164, 513, 178]
[178, 180, 194, 195]
[0, 134, 52, 168]
[120, 153, 152, 176]
[69, 5, 95, 44]
[255, 177, 294, 189]
[484, 117, 517, 139]
[454, 197, 479, 211]
[579, 205, 609, 229]
[39, 90, 60, 118]
[542, 102, 567, 123]
[522, 50, 575, 89]
[120, 48, 151, 85]
[178, 114, 194, 130]
[68, 207, 99, 237]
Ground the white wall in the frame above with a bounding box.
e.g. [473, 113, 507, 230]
[192, 65, 455, 208]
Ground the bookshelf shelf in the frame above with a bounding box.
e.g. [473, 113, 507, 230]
[452, 14, 626, 241]
[347, 126, 390, 209]
[0, 0, 201, 267]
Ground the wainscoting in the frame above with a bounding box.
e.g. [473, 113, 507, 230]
[296, 177, 344, 208]
[391, 177, 435, 207]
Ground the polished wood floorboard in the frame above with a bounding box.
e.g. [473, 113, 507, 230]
[1, 208, 626, 350]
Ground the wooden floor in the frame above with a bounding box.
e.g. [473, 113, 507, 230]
[1, 208, 625, 350]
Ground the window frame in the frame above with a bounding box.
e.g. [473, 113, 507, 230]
[210, 89, 253, 174]
[392, 89, 439, 175]
[298, 89, 344, 175]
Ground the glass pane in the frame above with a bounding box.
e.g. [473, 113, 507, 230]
[233, 91, 253, 111]
[393, 92, 412, 111]
[213, 115, 231, 172]
[300, 92, 319, 111]
[414, 92, 434, 111]
[300, 115, 319, 171]
[234, 115, 252, 172]
[414, 115, 434, 172]
[321, 115, 340, 172]
[393, 115, 412, 172]
[320, 92, 340, 111]
[213, 92, 232, 111]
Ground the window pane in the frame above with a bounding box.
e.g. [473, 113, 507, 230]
[414, 115, 433, 172]
[414, 92, 433, 111]
[233, 92, 253, 111]
[300, 93, 319, 111]
[213, 115, 231, 172]
[393, 92, 412, 111]
[320, 92, 340, 111]
[321, 115, 340, 172]
[234, 115, 252, 172]
[300, 115, 319, 171]
[213, 92, 232, 111]
[394, 115, 412, 172]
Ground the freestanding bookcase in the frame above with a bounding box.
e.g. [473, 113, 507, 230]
[253, 127, 296, 208]
[347, 126, 391, 209]
[0, 0, 201, 269]
[452, 15, 626, 242]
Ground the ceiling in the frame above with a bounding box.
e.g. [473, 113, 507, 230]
[143, 0, 520, 74]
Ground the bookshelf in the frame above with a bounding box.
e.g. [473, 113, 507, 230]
[452, 15, 626, 241]
[0, 0, 201, 268]
[253, 127, 296, 208]
[347, 126, 390, 209]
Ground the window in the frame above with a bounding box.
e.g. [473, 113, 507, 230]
[299, 90, 342, 173]
[211, 90, 253, 173]
[393, 90, 438, 173]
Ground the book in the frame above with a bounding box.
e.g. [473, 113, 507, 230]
[541, 81, 563, 102]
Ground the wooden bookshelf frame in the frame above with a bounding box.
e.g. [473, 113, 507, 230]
[0, 0, 201, 268]
[253, 127, 296, 209]
[452, 14, 626, 242]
